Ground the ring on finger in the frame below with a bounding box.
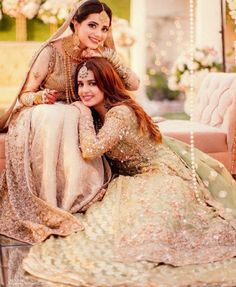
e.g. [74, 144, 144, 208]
[42, 90, 49, 104]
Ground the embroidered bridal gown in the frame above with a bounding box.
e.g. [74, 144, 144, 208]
[0, 44, 107, 244]
[23, 105, 236, 287]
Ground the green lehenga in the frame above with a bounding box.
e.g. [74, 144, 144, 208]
[23, 105, 236, 287]
[164, 136, 236, 217]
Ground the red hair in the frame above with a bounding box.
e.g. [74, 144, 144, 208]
[76, 57, 162, 143]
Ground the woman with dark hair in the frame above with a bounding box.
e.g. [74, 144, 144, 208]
[23, 58, 236, 287]
[0, 0, 139, 244]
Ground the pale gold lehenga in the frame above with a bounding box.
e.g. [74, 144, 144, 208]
[23, 105, 236, 287]
[0, 44, 106, 244]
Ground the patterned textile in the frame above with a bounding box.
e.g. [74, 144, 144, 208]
[0, 44, 106, 244]
[23, 105, 236, 286]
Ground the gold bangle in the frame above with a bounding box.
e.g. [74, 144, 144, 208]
[24, 92, 35, 106]
[102, 48, 130, 83]
[22, 91, 43, 106]
[33, 91, 43, 105]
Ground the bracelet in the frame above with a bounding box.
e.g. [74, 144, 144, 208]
[102, 48, 131, 85]
[24, 92, 36, 106]
[21, 91, 43, 106]
[33, 91, 44, 105]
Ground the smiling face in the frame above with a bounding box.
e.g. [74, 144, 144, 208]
[77, 69, 105, 108]
[74, 13, 110, 49]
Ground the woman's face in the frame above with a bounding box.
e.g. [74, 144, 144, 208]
[74, 13, 110, 49]
[78, 69, 104, 108]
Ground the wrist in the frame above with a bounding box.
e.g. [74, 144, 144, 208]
[33, 91, 43, 105]
[102, 48, 130, 82]
[21, 91, 43, 106]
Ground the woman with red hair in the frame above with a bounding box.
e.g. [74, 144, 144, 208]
[23, 57, 236, 286]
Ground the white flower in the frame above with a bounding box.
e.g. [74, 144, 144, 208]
[187, 61, 199, 71]
[230, 10, 236, 20]
[58, 7, 69, 20]
[229, 1, 236, 11]
[227, 0, 236, 20]
[168, 76, 179, 91]
[177, 62, 185, 72]
[168, 47, 221, 92]
[21, 2, 40, 19]
[38, 0, 77, 24]
[2, 0, 42, 19]
[112, 17, 136, 48]
[194, 51, 204, 62]
[180, 70, 190, 87]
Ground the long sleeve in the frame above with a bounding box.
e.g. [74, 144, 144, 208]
[122, 67, 140, 91]
[79, 105, 132, 159]
[102, 48, 140, 91]
[19, 45, 54, 105]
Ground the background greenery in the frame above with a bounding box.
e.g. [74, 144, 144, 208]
[0, 0, 130, 41]
[146, 69, 180, 101]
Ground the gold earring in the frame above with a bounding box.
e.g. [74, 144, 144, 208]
[73, 30, 80, 48]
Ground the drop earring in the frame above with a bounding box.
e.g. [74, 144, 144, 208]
[104, 101, 111, 110]
[73, 29, 80, 50]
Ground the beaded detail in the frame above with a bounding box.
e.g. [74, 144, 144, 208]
[22, 104, 236, 287]
[62, 36, 81, 104]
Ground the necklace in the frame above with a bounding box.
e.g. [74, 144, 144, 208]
[62, 35, 82, 63]
[62, 35, 81, 103]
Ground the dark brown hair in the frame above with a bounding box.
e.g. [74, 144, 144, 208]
[70, 0, 112, 32]
[76, 57, 162, 143]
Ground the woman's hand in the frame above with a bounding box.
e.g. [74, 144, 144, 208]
[42, 89, 59, 104]
[72, 101, 91, 114]
[81, 48, 102, 58]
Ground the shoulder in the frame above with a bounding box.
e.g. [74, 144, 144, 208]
[107, 105, 134, 119]
[36, 43, 56, 61]
[31, 44, 57, 74]
[106, 105, 136, 126]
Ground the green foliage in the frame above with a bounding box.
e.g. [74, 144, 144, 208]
[0, 15, 16, 41]
[162, 112, 190, 120]
[103, 0, 130, 20]
[27, 18, 50, 41]
[146, 69, 180, 101]
[0, 14, 50, 41]
[0, 1, 130, 41]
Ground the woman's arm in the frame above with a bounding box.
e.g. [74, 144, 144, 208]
[20, 46, 57, 106]
[81, 48, 140, 91]
[102, 48, 140, 91]
[74, 103, 131, 159]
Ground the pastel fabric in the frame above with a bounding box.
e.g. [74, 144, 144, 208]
[0, 45, 106, 244]
[23, 105, 236, 286]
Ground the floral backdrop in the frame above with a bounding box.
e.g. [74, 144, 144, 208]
[38, 0, 77, 24]
[0, 0, 235, 114]
[227, 0, 236, 24]
[168, 47, 222, 93]
[0, 0, 134, 53]
[2, 0, 42, 19]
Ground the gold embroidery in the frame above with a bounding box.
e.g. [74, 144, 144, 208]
[33, 71, 40, 80]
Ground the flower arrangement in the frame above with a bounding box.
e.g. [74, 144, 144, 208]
[37, 0, 77, 24]
[227, 0, 236, 23]
[168, 47, 222, 92]
[2, 0, 42, 19]
[112, 17, 135, 48]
